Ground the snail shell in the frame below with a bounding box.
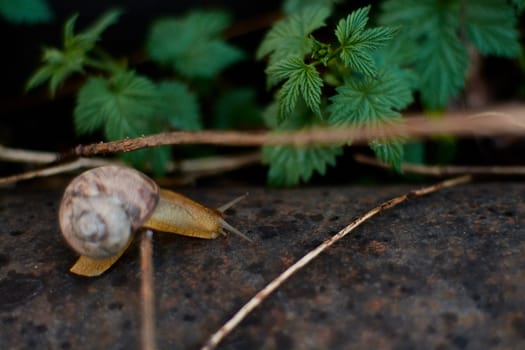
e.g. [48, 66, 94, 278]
[59, 165, 159, 259]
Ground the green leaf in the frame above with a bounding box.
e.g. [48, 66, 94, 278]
[513, 0, 525, 12]
[256, 5, 330, 64]
[335, 6, 396, 76]
[0, 0, 52, 24]
[466, 0, 520, 57]
[157, 81, 201, 130]
[328, 67, 410, 171]
[26, 10, 121, 94]
[328, 67, 412, 127]
[75, 71, 159, 138]
[26, 47, 84, 94]
[370, 140, 404, 172]
[74, 72, 172, 174]
[147, 11, 243, 78]
[213, 88, 262, 129]
[417, 28, 468, 109]
[267, 56, 323, 119]
[379, 0, 521, 108]
[262, 145, 342, 187]
[62, 9, 121, 54]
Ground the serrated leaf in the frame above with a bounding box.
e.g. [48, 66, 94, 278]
[157, 81, 201, 130]
[328, 67, 409, 168]
[147, 11, 243, 78]
[370, 140, 404, 172]
[417, 28, 468, 109]
[0, 0, 52, 24]
[328, 67, 412, 127]
[379, 0, 521, 108]
[64, 9, 121, 53]
[335, 5, 370, 39]
[262, 144, 342, 187]
[268, 56, 323, 119]
[26, 10, 121, 94]
[174, 40, 243, 78]
[26, 47, 84, 94]
[466, 0, 520, 57]
[75, 72, 159, 137]
[75, 71, 174, 175]
[213, 88, 262, 129]
[256, 5, 330, 64]
[335, 6, 395, 76]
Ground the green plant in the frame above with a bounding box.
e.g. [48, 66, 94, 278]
[0, 0, 52, 24]
[379, 0, 523, 109]
[258, 5, 413, 186]
[258, 0, 523, 186]
[26, 2, 524, 186]
[27, 9, 242, 175]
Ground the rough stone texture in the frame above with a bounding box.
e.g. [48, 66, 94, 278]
[1, 182, 525, 349]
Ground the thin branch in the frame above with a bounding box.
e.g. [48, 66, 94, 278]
[66, 104, 525, 158]
[201, 175, 473, 350]
[0, 158, 114, 185]
[0, 149, 260, 185]
[141, 230, 156, 350]
[354, 154, 525, 176]
[0, 144, 58, 163]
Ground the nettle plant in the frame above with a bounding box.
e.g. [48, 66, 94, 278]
[26, 1, 524, 186]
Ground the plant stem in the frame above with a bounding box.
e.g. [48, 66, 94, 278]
[65, 104, 525, 157]
[141, 230, 156, 350]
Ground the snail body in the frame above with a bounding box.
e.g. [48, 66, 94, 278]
[59, 165, 248, 276]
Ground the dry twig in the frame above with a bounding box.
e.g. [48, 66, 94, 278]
[201, 175, 472, 350]
[0, 148, 260, 185]
[141, 230, 156, 350]
[0, 158, 114, 185]
[354, 154, 525, 176]
[67, 104, 525, 158]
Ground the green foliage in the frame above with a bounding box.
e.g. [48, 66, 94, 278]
[262, 145, 342, 187]
[26, 2, 525, 186]
[147, 11, 243, 78]
[259, 5, 409, 183]
[0, 0, 52, 24]
[335, 6, 396, 76]
[74, 72, 200, 174]
[257, 5, 330, 67]
[466, 0, 521, 57]
[514, 0, 525, 11]
[26, 9, 122, 95]
[379, 0, 521, 109]
[328, 66, 412, 170]
[262, 101, 343, 186]
[267, 56, 323, 118]
[213, 88, 263, 129]
[156, 81, 201, 130]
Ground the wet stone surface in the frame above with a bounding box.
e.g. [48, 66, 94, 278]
[1, 183, 525, 349]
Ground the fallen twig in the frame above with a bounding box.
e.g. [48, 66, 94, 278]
[201, 175, 472, 350]
[0, 149, 260, 185]
[141, 230, 156, 350]
[0, 158, 114, 185]
[0, 144, 58, 163]
[354, 154, 525, 176]
[67, 104, 525, 158]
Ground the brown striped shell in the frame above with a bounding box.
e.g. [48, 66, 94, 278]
[59, 165, 159, 259]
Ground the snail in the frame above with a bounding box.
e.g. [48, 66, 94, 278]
[58, 165, 249, 277]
